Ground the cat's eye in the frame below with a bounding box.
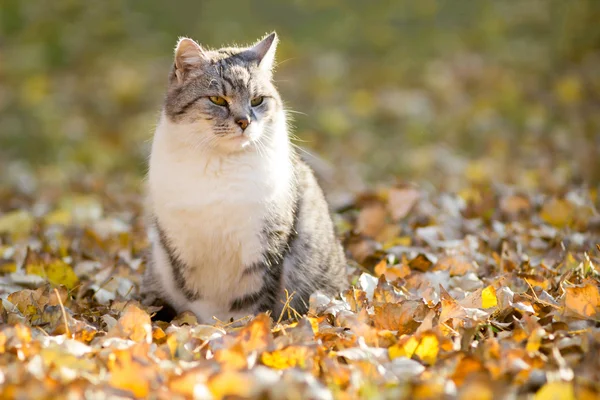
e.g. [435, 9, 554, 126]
[250, 96, 264, 107]
[209, 96, 227, 106]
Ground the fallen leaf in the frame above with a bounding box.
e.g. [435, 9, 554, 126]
[388, 186, 420, 221]
[535, 381, 575, 400]
[261, 346, 312, 369]
[356, 202, 387, 237]
[108, 304, 152, 343]
[540, 198, 573, 228]
[564, 280, 600, 318]
[208, 370, 253, 399]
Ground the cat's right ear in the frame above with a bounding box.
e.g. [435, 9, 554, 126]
[174, 37, 207, 83]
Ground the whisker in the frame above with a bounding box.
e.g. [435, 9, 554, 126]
[274, 57, 295, 68]
[288, 134, 313, 144]
[283, 109, 307, 116]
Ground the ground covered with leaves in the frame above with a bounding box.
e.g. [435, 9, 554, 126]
[0, 181, 599, 399]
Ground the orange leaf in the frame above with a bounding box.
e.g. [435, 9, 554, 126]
[564, 279, 600, 318]
[109, 304, 152, 343]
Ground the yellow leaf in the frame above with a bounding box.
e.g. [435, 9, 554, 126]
[44, 260, 79, 290]
[414, 332, 439, 365]
[554, 75, 582, 105]
[564, 280, 600, 318]
[208, 370, 252, 399]
[108, 349, 152, 398]
[481, 286, 498, 309]
[382, 235, 411, 250]
[0, 261, 17, 274]
[540, 198, 573, 228]
[0, 210, 34, 238]
[21, 74, 49, 106]
[526, 328, 546, 354]
[389, 335, 419, 360]
[307, 317, 320, 334]
[535, 382, 575, 400]
[25, 262, 46, 277]
[214, 342, 248, 370]
[43, 209, 72, 226]
[152, 326, 166, 342]
[261, 346, 310, 370]
[524, 276, 550, 290]
[350, 89, 376, 117]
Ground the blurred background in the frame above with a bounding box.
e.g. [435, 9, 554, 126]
[1, 0, 600, 193]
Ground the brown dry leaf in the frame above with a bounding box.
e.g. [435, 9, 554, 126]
[500, 194, 531, 217]
[440, 288, 467, 324]
[374, 259, 411, 281]
[409, 254, 434, 272]
[373, 275, 405, 305]
[345, 234, 380, 263]
[434, 255, 476, 276]
[7, 290, 42, 316]
[564, 279, 600, 318]
[373, 301, 425, 333]
[388, 185, 420, 221]
[356, 202, 387, 237]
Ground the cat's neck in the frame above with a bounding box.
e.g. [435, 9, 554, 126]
[148, 112, 293, 192]
[152, 112, 289, 162]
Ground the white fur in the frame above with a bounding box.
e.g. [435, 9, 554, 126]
[147, 112, 292, 322]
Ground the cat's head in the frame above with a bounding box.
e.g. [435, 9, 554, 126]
[163, 33, 283, 153]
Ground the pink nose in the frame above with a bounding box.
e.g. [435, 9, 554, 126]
[236, 118, 250, 130]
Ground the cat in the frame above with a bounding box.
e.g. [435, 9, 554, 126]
[143, 32, 346, 323]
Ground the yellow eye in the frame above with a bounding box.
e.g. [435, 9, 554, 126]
[209, 96, 227, 106]
[250, 96, 264, 107]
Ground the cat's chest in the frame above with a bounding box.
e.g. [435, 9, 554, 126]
[150, 153, 286, 268]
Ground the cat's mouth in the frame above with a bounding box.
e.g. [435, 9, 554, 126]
[221, 130, 257, 149]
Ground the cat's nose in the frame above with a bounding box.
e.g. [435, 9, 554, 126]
[235, 117, 251, 131]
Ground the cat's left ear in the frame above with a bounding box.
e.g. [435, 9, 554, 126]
[248, 32, 278, 71]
